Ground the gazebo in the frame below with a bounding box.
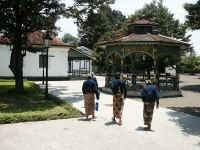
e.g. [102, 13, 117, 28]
[97, 20, 189, 97]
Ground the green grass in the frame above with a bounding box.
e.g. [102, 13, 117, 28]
[0, 80, 82, 124]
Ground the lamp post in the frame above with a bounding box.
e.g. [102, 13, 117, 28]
[44, 31, 52, 99]
[42, 50, 45, 85]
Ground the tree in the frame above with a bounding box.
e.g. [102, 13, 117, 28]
[78, 6, 126, 48]
[183, 1, 200, 74]
[184, 0, 200, 30]
[66, 0, 123, 49]
[62, 33, 79, 46]
[66, 0, 115, 26]
[128, 0, 190, 41]
[180, 56, 200, 74]
[0, 0, 66, 91]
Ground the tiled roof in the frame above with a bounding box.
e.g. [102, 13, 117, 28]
[0, 31, 72, 47]
[0, 36, 10, 44]
[98, 33, 189, 46]
[133, 19, 159, 25]
[97, 19, 189, 46]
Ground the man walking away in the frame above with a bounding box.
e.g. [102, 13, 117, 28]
[141, 80, 159, 130]
[82, 74, 99, 119]
[111, 73, 127, 125]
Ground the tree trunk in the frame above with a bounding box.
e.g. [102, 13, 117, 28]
[8, 5, 24, 91]
[15, 52, 24, 90]
[9, 45, 24, 91]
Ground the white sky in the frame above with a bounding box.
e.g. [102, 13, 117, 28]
[56, 0, 200, 55]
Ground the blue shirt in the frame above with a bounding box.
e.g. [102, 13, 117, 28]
[91, 77, 98, 89]
[111, 79, 127, 98]
[141, 85, 159, 104]
[82, 79, 99, 99]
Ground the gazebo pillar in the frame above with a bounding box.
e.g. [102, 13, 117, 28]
[120, 57, 124, 74]
[121, 48, 125, 75]
[153, 47, 159, 88]
[105, 72, 109, 88]
[175, 54, 181, 90]
[105, 51, 110, 87]
[176, 64, 180, 90]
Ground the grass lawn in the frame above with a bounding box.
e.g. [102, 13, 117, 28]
[0, 80, 82, 124]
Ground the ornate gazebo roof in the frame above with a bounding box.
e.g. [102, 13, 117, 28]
[97, 19, 189, 48]
[96, 19, 190, 65]
[98, 33, 189, 47]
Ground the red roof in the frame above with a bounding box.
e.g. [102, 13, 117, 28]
[97, 19, 189, 46]
[0, 36, 10, 44]
[97, 33, 189, 46]
[0, 31, 72, 47]
[133, 19, 159, 25]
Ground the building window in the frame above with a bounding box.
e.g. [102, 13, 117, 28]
[39, 55, 47, 68]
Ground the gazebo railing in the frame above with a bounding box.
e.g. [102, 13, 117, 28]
[105, 73, 179, 91]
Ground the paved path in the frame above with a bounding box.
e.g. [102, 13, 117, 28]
[0, 77, 200, 150]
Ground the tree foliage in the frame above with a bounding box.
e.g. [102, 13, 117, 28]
[66, 0, 115, 26]
[0, 0, 67, 90]
[98, 0, 192, 43]
[184, 0, 200, 30]
[79, 6, 126, 48]
[128, 0, 189, 41]
[62, 33, 79, 46]
[66, 0, 126, 49]
[180, 56, 200, 73]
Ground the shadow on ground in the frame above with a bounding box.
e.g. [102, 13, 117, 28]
[61, 95, 83, 104]
[47, 85, 83, 104]
[0, 86, 69, 113]
[181, 85, 200, 93]
[168, 107, 200, 117]
[167, 110, 200, 137]
[136, 126, 155, 132]
[104, 121, 117, 126]
[78, 118, 93, 121]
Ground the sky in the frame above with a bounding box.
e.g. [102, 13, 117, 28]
[56, 0, 200, 55]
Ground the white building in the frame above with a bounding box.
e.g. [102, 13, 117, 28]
[0, 31, 73, 79]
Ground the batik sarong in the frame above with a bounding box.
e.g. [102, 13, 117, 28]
[113, 94, 124, 119]
[143, 102, 155, 125]
[84, 93, 95, 116]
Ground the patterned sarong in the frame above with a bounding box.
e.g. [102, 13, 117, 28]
[84, 93, 95, 116]
[113, 94, 124, 119]
[143, 102, 155, 125]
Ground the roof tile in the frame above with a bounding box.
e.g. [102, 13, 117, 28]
[134, 19, 159, 25]
[0, 31, 72, 47]
[97, 33, 189, 45]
